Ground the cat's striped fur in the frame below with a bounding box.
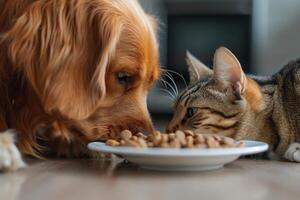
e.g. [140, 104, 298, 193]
[167, 47, 300, 162]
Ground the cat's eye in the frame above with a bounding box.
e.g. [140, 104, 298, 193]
[187, 107, 198, 118]
[116, 72, 132, 88]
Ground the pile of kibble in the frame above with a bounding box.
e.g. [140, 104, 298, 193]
[105, 130, 244, 148]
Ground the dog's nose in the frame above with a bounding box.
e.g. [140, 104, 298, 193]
[143, 119, 155, 134]
[132, 116, 155, 135]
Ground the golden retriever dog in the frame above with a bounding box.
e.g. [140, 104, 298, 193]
[0, 0, 159, 171]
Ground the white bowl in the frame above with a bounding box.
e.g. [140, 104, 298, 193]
[88, 140, 268, 172]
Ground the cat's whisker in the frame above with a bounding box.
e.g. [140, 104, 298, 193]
[159, 78, 177, 98]
[159, 88, 176, 100]
[160, 68, 178, 93]
[158, 78, 167, 88]
[162, 72, 177, 95]
[161, 67, 188, 87]
[162, 95, 175, 102]
[162, 71, 178, 96]
[158, 78, 170, 91]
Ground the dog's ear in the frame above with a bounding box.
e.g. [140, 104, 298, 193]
[91, 11, 124, 99]
[4, 1, 123, 119]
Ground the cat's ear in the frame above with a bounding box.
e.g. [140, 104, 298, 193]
[186, 51, 213, 84]
[213, 47, 247, 99]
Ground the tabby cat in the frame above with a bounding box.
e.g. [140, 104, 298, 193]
[167, 47, 300, 162]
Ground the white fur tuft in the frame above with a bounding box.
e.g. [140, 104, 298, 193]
[0, 130, 26, 172]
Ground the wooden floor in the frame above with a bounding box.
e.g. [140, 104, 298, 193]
[1, 158, 299, 200]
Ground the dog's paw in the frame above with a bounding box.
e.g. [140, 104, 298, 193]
[284, 143, 300, 162]
[0, 130, 26, 171]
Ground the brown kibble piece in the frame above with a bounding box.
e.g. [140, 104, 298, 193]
[175, 130, 186, 145]
[195, 144, 207, 148]
[105, 129, 244, 149]
[120, 140, 125, 145]
[136, 132, 147, 139]
[147, 142, 154, 147]
[187, 143, 194, 148]
[120, 130, 132, 140]
[169, 139, 181, 148]
[138, 138, 147, 148]
[213, 135, 222, 142]
[152, 131, 162, 146]
[206, 137, 218, 148]
[161, 134, 169, 143]
[147, 134, 153, 142]
[122, 140, 140, 147]
[153, 131, 161, 137]
[106, 139, 120, 146]
[132, 136, 138, 141]
[222, 137, 235, 145]
[161, 143, 169, 148]
[184, 130, 194, 137]
[186, 136, 194, 148]
[168, 133, 176, 140]
[175, 130, 185, 139]
[213, 141, 220, 148]
[194, 134, 205, 144]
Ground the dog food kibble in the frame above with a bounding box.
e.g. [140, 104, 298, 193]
[105, 130, 245, 149]
[106, 139, 120, 146]
[138, 138, 147, 148]
[120, 130, 132, 140]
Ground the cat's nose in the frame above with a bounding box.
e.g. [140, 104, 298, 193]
[166, 124, 179, 133]
[166, 114, 181, 133]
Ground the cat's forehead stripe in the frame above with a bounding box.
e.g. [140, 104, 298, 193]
[182, 86, 196, 106]
[181, 81, 205, 106]
[176, 83, 196, 106]
[176, 90, 188, 106]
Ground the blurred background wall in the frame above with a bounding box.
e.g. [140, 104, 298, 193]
[252, 0, 300, 75]
[138, 0, 300, 115]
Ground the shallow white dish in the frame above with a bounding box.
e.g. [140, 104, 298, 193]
[88, 140, 268, 172]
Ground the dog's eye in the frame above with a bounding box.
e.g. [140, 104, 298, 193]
[116, 72, 132, 88]
[186, 107, 198, 118]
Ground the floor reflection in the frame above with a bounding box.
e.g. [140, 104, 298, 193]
[0, 159, 291, 200]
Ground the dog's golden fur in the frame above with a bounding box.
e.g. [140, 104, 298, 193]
[0, 0, 159, 159]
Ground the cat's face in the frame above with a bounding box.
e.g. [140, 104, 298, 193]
[167, 47, 263, 138]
